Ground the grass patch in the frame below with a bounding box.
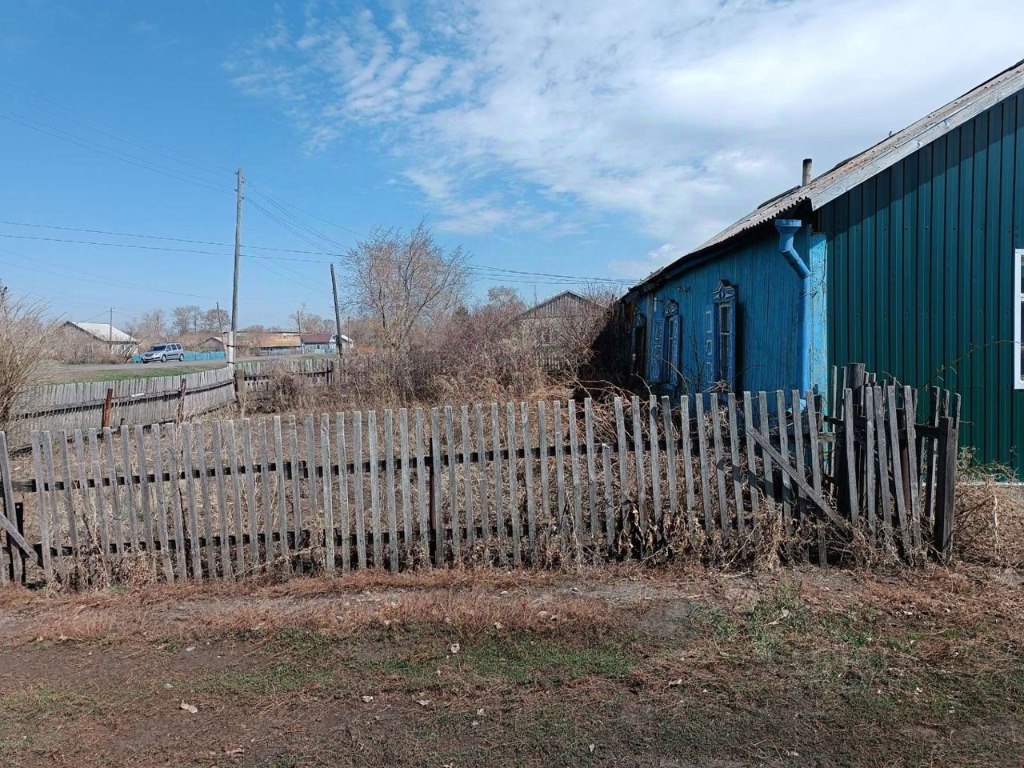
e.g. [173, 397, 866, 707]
[460, 635, 635, 685]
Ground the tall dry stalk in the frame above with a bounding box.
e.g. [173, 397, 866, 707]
[0, 288, 53, 433]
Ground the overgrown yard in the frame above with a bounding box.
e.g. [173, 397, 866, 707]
[1, 564, 1022, 767]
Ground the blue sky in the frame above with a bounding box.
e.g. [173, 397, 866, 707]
[2, 0, 1023, 331]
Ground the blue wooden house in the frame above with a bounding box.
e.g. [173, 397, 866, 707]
[623, 60, 1024, 474]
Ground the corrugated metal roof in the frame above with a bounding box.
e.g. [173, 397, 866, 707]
[69, 321, 137, 343]
[632, 58, 1024, 292]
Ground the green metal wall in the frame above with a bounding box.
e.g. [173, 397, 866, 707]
[820, 91, 1024, 474]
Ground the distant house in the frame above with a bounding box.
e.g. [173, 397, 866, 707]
[622, 58, 1024, 475]
[253, 331, 302, 356]
[199, 336, 225, 352]
[300, 333, 356, 355]
[54, 321, 139, 362]
[520, 291, 599, 348]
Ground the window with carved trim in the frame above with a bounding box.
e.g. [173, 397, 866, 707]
[662, 300, 680, 386]
[712, 281, 738, 390]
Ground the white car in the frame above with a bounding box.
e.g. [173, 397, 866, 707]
[140, 343, 185, 363]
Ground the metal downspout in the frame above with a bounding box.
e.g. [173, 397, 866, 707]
[774, 219, 812, 393]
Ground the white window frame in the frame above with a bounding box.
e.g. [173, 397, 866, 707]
[1017, 249, 1024, 389]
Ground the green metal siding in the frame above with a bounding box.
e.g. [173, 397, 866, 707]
[821, 91, 1024, 474]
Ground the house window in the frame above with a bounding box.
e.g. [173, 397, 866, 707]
[662, 300, 680, 387]
[632, 313, 647, 377]
[712, 281, 738, 390]
[1016, 249, 1024, 389]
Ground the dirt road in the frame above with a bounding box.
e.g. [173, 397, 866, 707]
[1, 565, 1022, 767]
[33, 359, 227, 384]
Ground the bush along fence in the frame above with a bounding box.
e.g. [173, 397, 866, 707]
[0, 364, 961, 588]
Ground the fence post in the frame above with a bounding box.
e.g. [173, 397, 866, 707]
[175, 378, 188, 424]
[101, 388, 114, 429]
[233, 368, 245, 403]
[932, 415, 958, 561]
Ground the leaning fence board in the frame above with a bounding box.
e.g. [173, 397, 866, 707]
[29, 432, 53, 581]
[87, 430, 110, 561]
[741, 393, 759, 523]
[602, 443, 615, 547]
[872, 387, 895, 548]
[775, 391, 793, 536]
[195, 422, 217, 578]
[225, 422, 245, 571]
[630, 396, 647, 533]
[101, 428, 124, 561]
[885, 387, 912, 553]
[661, 396, 678, 524]
[842, 389, 860, 530]
[903, 386, 923, 551]
[259, 420, 274, 563]
[756, 393, 774, 517]
[42, 435, 65, 580]
[149, 425, 175, 582]
[60, 436, 80, 553]
[117, 427, 136, 555]
[863, 389, 878, 538]
[241, 421, 260, 571]
[708, 394, 729, 541]
[727, 394, 744, 532]
[335, 413, 350, 573]
[805, 395, 827, 565]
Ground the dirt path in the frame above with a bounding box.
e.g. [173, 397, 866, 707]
[1, 565, 1022, 767]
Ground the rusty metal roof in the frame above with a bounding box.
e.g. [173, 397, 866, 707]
[631, 58, 1024, 293]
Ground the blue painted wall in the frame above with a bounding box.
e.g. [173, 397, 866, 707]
[130, 350, 226, 364]
[627, 226, 821, 395]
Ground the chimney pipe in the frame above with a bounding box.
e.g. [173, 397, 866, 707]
[802, 158, 813, 186]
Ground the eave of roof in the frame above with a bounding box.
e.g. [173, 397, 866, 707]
[627, 57, 1024, 298]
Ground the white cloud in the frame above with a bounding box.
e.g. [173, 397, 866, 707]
[231, 0, 1024, 272]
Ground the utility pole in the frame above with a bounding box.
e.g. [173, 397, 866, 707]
[108, 307, 114, 351]
[229, 168, 244, 366]
[330, 263, 344, 360]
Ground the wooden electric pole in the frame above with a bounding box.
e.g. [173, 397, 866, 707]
[330, 263, 344, 360]
[229, 168, 244, 365]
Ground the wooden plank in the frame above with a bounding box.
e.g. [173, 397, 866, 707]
[41, 435, 64, 579]
[490, 403, 505, 561]
[885, 386, 912, 553]
[903, 386, 923, 551]
[461, 405, 474, 551]
[708, 394, 729, 542]
[506, 402, 522, 564]
[225, 421, 246, 571]
[584, 398, 599, 534]
[630, 395, 647, 533]
[289, 416, 304, 560]
[863, 388, 878, 538]
[679, 396, 697, 531]
[602, 443, 615, 549]
[520, 402, 537, 556]
[648, 396, 663, 528]
[356, 411, 372, 569]
[746, 427, 844, 525]
[241, 420, 260, 571]
[149, 425, 175, 582]
[872, 387, 895, 548]
[400, 408, 413, 554]
[212, 421, 232, 578]
[806, 394, 827, 565]
[414, 409, 428, 557]
[694, 394, 714, 535]
[180, 426, 202, 577]
[101, 428, 123, 562]
[134, 426, 156, 560]
[259, 419, 274, 564]
[614, 397, 628, 509]
[117, 427, 136, 556]
[321, 414, 336, 575]
[741, 393, 759, 523]
[537, 401, 550, 532]
[87, 429, 111, 561]
[842, 389, 861, 530]
[59, 436, 80, 554]
[29, 432, 53, 582]
[384, 410, 399, 571]
[431, 408, 444, 565]
[304, 414, 318, 560]
[660, 396, 678, 525]
[370, 410, 385, 567]
[567, 400, 583, 541]
[922, 387, 940, 530]
[444, 406, 459, 561]
[552, 401, 566, 534]
[334, 413, 349, 573]
[165, 425, 189, 579]
[932, 415, 958, 560]
[475, 404, 489, 547]
[775, 391, 793, 537]
[757, 393, 775, 510]
[727, 394, 743, 533]
[195, 422, 217, 578]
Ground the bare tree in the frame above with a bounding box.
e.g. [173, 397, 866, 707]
[290, 304, 333, 335]
[344, 223, 468, 356]
[129, 310, 167, 344]
[203, 307, 229, 333]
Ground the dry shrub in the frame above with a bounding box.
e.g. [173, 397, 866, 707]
[954, 450, 1024, 567]
[0, 290, 53, 433]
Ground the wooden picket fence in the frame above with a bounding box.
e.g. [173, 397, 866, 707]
[0, 365, 961, 587]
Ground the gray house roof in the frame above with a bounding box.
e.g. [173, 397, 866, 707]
[632, 58, 1024, 292]
[66, 321, 137, 344]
